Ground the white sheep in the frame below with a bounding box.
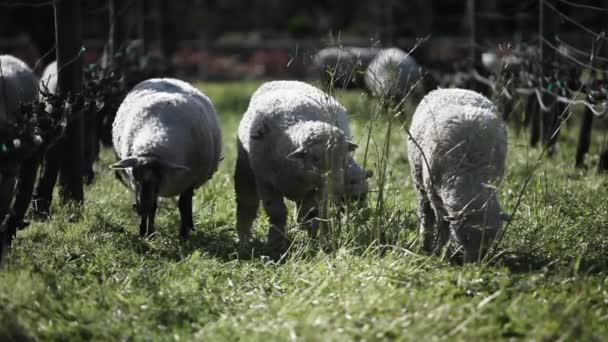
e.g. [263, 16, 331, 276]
[39, 60, 57, 94]
[365, 47, 421, 104]
[407, 88, 508, 262]
[250, 80, 372, 199]
[0, 55, 38, 121]
[235, 80, 364, 250]
[0, 55, 39, 258]
[111, 78, 222, 238]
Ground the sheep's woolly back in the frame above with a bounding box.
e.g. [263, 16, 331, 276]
[365, 47, 420, 100]
[0, 55, 38, 122]
[408, 88, 507, 215]
[39, 61, 57, 94]
[238, 80, 352, 150]
[112, 78, 222, 197]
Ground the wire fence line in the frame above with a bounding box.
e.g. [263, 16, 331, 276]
[555, 0, 608, 12]
[0, 1, 55, 8]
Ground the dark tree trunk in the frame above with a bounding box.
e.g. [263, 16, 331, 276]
[55, 0, 84, 205]
[528, 95, 541, 147]
[575, 107, 593, 168]
[32, 0, 85, 214]
[111, 0, 127, 53]
[538, 0, 558, 152]
[160, 0, 176, 75]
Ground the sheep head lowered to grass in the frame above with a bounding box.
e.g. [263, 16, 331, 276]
[111, 78, 222, 239]
[407, 88, 508, 263]
[235, 80, 370, 252]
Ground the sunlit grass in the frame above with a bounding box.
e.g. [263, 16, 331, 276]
[0, 81, 607, 340]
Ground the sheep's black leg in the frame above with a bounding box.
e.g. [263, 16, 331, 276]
[0, 176, 17, 264]
[576, 107, 593, 169]
[178, 187, 194, 239]
[258, 183, 288, 254]
[0, 213, 11, 265]
[598, 150, 608, 174]
[436, 218, 450, 254]
[296, 197, 319, 239]
[410, 161, 436, 253]
[138, 215, 147, 237]
[33, 142, 63, 218]
[234, 140, 259, 244]
[9, 155, 40, 231]
[83, 109, 98, 185]
[419, 195, 436, 253]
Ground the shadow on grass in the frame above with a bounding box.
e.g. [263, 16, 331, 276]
[489, 249, 608, 275]
[101, 216, 288, 263]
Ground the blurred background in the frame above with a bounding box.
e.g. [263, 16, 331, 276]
[0, 0, 606, 81]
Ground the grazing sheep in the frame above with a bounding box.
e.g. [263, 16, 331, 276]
[365, 47, 421, 104]
[313, 47, 379, 89]
[111, 78, 222, 238]
[251, 80, 372, 200]
[0, 55, 39, 259]
[235, 80, 365, 250]
[407, 88, 508, 262]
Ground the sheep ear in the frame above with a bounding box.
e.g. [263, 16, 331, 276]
[287, 146, 307, 159]
[347, 141, 358, 152]
[110, 157, 140, 170]
[365, 170, 374, 178]
[500, 212, 511, 222]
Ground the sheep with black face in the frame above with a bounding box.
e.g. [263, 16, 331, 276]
[111, 78, 222, 238]
[0, 55, 39, 259]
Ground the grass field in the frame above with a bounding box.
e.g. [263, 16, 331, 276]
[1, 81, 608, 341]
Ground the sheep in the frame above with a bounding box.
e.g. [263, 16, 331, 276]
[235, 80, 367, 251]
[407, 88, 508, 262]
[313, 47, 379, 89]
[39, 60, 57, 93]
[111, 78, 222, 238]
[364, 47, 421, 105]
[0, 55, 39, 260]
[251, 80, 372, 200]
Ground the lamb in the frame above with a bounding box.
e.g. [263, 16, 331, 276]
[407, 88, 508, 262]
[235, 80, 368, 250]
[0, 55, 39, 259]
[111, 78, 222, 238]
[364, 47, 421, 104]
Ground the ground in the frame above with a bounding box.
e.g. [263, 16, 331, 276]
[1, 81, 607, 341]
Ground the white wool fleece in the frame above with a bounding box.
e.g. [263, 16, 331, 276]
[112, 78, 222, 197]
[365, 47, 420, 101]
[238, 80, 370, 200]
[0, 55, 38, 122]
[408, 88, 507, 239]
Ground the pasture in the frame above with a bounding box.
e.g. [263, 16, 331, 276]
[1, 81, 607, 341]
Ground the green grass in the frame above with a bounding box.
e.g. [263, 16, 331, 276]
[1, 81, 608, 341]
